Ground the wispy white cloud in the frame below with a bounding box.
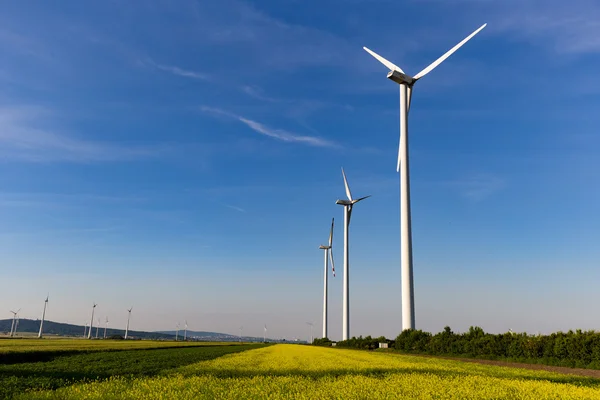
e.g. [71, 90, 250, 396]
[0, 106, 166, 163]
[224, 204, 246, 213]
[241, 85, 279, 102]
[144, 58, 210, 81]
[200, 106, 339, 148]
[436, 0, 600, 55]
[444, 174, 506, 202]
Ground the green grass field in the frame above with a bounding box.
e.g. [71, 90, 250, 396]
[4, 342, 600, 399]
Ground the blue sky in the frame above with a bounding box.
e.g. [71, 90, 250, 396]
[1, 0, 600, 341]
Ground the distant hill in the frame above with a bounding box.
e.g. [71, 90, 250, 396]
[0, 319, 296, 343]
[158, 330, 236, 338]
[156, 331, 284, 343]
[0, 319, 176, 340]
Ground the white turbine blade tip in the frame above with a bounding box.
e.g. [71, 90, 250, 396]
[341, 168, 353, 201]
[363, 46, 404, 74]
[413, 23, 487, 80]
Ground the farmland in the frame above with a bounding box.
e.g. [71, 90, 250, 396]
[0, 339, 262, 399]
[10, 343, 600, 399]
[0, 338, 240, 355]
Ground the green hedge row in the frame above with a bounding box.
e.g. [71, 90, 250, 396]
[316, 327, 600, 369]
[394, 326, 600, 369]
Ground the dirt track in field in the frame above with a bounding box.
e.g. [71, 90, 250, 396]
[419, 354, 600, 379]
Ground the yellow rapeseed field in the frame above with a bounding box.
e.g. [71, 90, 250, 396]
[20, 344, 600, 399]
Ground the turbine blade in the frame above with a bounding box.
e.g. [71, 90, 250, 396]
[396, 143, 401, 173]
[413, 23, 486, 80]
[328, 218, 334, 247]
[329, 248, 335, 277]
[341, 168, 353, 201]
[397, 85, 412, 172]
[363, 47, 404, 73]
[352, 195, 371, 204]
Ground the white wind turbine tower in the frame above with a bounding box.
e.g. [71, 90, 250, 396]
[336, 168, 370, 340]
[319, 218, 335, 339]
[264, 324, 267, 343]
[184, 321, 188, 341]
[125, 307, 132, 340]
[175, 322, 180, 341]
[88, 303, 97, 339]
[38, 295, 49, 339]
[83, 322, 88, 338]
[104, 317, 109, 339]
[9, 309, 20, 337]
[363, 24, 486, 331]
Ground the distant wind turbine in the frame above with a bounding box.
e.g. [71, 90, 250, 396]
[336, 168, 370, 340]
[363, 23, 486, 331]
[125, 307, 132, 339]
[319, 218, 335, 339]
[184, 320, 188, 341]
[83, 322, 88, 338]
[9, 309, 20, 337]
[239, 326, 243, 342]
[104, 317, 109, 339]
[264, 324, 267, 343]
[88, 303, 97, 339]
[38, 294, 49, 339]
[175, 322, 180, 341]
[306, 322, 314, 344]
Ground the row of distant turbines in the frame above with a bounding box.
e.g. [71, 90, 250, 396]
[8, 297, 138, 340]
[320, 24, 487, 341]
[82, 303, 134, 339]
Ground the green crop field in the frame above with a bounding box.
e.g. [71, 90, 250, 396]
[8, 344, 600, 399]
[0, 339, 263, 399]
[0, 338, 238, 354]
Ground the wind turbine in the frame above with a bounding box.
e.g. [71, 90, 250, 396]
[175, 322, 180, 341]
[264, 324, 267, 343]
[306, 322, 314, 344]
[104, 317, 109, 339]
[239, 326, 243, 342]
[9, 309, 20, 337]
[184, 321, 188, 341]
[336, 168, 370, 340]
[88, 303, 97, 339]
[83, 322, 88, 338]
[38, 294, 49, 339]
[125, 307, 132, 339]
[363, 24, 486, 331]
[319, 218, 335, 339]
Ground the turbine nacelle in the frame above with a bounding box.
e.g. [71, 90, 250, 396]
[336, 197, 371, 206]
[319, 245, 331, 249]
[387, 70, 415, 86]
[335, 199, 352, 206]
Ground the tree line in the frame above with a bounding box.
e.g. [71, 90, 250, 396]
[315, 327, 600, 369]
